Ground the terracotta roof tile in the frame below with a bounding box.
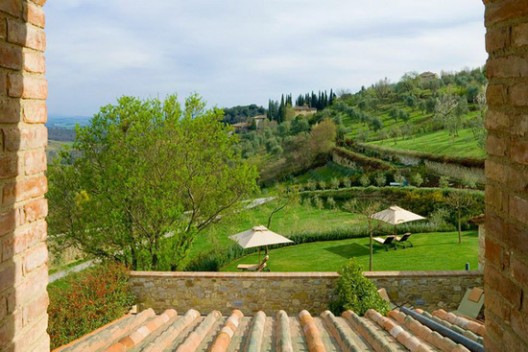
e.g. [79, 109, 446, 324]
[55, 306, 487, 352]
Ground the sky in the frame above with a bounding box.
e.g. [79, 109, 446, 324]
[45, 1, 487, 117]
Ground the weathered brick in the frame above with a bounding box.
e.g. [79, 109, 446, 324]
[14, 264, 47, 307]
[485, 237, 503, 268]
[23, 198, 47, 222]
[485, 0, 528, 27]
[510, 115, 528, 137]
[486, 265, 523, 312]
[0, 0, 22, 18]
[485, 289, 511, 325]
[485, 159, 507, 183]
[507, 165, 528, 193]
[0, 209, 16, 237]
[22, 99, 46, 123]
[0, 261, 21, 293]
[485, 184, 507, 212]
[7, 73, 47, 99]
[510, 310, 528, 346]
[23, 243, 47, 274]
[509, 195, 528, 226]
[7, 20, 46, 52]
[512, 22, 528, 47]
[486, 134, 508, 156]
[485, 110, 509, 132]
[24, 291, 48, 326]
[0, 153, 19, 179]
[23, 2, 45, 29]
[0, 42, 23, 70]
[510, 83, 528, 107]
[486, 85, 507, 106]
[487, 56, 528, 78]
[0, 319, 15, 351]
[485, 210, 507, 243]
[510, 139, 528, 165]
[510, 254, 528, 286]
[486, 25, 510, 53]
[2, 221, 46, 263]
[1, 175, 47, 205]
[24, 149, 46, 175]
[23, 50, 45, 73]
[0, 97, 21, 123]
[3, 125, 47, 152]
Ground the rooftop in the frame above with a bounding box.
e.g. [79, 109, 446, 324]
[54, 306, 485, 352]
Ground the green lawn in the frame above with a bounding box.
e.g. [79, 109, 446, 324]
[221, 231, 478, 272]
[190, 202, 364, 256]
[294, 162, 359, 184]
[368, 128, 485, 159]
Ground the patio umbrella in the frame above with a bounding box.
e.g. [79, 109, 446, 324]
[370, 205, 426, 227]
[229, 225, 293, 262]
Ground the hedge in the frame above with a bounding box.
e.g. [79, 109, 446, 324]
[332, 147, 395, 171]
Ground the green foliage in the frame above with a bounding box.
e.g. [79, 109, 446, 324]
[333, 147, 395, 171]
[411, 173, 424, 187]
[48, 94, 258, 270]
[359, 174, 370, 187]
[329, 260, 389, 316]
[48, 263, 135, 349]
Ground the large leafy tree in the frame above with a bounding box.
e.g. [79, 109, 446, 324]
[48, 94, 258, 270]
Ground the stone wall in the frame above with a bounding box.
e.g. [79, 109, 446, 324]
[0, 1, 50, 351]
[484, 0, 528, 351]
[129, 271, 482, 315]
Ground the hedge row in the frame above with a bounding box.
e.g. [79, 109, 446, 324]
[348, 140, 485, 168]
[332, 147, 395, 171]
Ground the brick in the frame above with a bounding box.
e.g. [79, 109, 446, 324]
[0, 97, 22, 123]
[511, 309, 528, 345]
[485, 237, 503, 268]
[510, 254, 528, 286]
[485, 110, 509, 132]
[23, 198, 47, 222]
[485, 0, 528, 27]
[487, 56, 528, 78]
[23, 243, 47, 273]
[485, 159, 507, 183]
[10, 313, 49, 352]
[24, 149, 46, 175]
[2, 125, 47, 152]
[22, 99, 46, 123]
[486, 25, 510, 53]
[0, 0, 22, 18]
[507, 165, 528, 192]
[0, 319, 15, 350]
[0, 261, 21, 293]
[0, 153, 18, 179]
[486, 85, 507, 106]
[485, 184, 507, 212]
[7, 73, 47, 99]
[512, 22, 528, 47]
[0, 209, 16, 237]
[486, 134, 507, 156]
[7, 20, 46, 51]
[0, 221, 44, 262]
[510, 139, 528, 165]
[0, 42, 23, 70]
[509, 195, 528, 226]
[507, 224, 528, 256]
[23, 50, 45, 73]
[2, 175, 47, 205]
[510, 115, 528, 137]
[24, 2, 45, 28]
[24, 291, 48, 326]
[510, 83, 528, 107]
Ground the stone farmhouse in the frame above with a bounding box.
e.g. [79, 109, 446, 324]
[0, 0, 527, 350]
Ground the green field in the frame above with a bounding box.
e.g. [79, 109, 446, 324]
[368, 128, 485, 159]
[222, 231, 478, 272]
[190, 201, 364, 256]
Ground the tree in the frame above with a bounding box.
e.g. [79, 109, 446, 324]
[310, 119, 337, 157]
[434, 94, 462, 137]
[445, 192, 477, 244]
[48, 94, 258, 270]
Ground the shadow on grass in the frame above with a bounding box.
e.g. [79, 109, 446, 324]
[325, 243, 370, 258]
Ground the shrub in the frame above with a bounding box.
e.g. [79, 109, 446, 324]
[329, 259, 389, 316]
[313, 196, 324, 209]
[374, 173, 386, 187]
[48, 263, 135, 349]
[342, 178, 352, 188]
[439, 176, 450, 188]
[318, 180, 327, 190]
[359, 174, 371, 187]
[326, 197, 336, 209]
[411, 173, 424, 187]
[330, 177, 340, 189]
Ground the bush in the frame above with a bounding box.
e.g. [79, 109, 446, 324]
[411, 173, 424, 187]
[48, 263, 135, 349]
[359, 174, 371, 187]
[329, 259, 389, 316]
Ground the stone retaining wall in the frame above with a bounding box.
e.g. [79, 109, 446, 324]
[129, 270, 483, 315]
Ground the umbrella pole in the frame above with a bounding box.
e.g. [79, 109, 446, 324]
[369, 218, 373, 271]
[258, 248, 261, 263]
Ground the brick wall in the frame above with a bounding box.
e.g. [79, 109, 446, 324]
[484, 0, 528, 351]
[0, 1, 49, 351]
[129, 271, 483, 315]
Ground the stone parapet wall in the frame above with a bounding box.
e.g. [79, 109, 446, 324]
[129, 271, 483, 316]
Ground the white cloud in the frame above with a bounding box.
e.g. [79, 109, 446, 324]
[45, 1, 486, 116]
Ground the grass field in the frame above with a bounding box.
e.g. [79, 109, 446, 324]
[368, 128, 485, 159]
[190, 201, 364, 256]
[221, 231, 478, 272]
[294, 162, 359, 184]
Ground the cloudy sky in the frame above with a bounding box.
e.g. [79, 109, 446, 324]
[46, 1, 487, 117]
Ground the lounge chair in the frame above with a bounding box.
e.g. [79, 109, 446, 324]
[237, 255, 269, 272]
[395, 232, 413, 248]
[452, 287, 484, 320]
[373, 235, 396, 251]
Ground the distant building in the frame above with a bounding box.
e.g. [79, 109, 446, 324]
[293, 106, 317, 116]
[231, 122, 250, 132]
[418, 71, 438, 81]
[253, 115, 267, 129]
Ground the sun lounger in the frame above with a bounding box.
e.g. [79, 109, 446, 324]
[452, 287, 484, 320]
[395, 232, 413, 248]
[237, 255, 269, 272]
[373, 235, 396, 251]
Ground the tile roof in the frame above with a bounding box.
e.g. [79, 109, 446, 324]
[54, 307, 486, 352]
